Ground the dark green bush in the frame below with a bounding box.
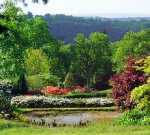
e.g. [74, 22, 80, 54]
[0, 92, 14, 119]
[63, 90, 112, 98]
[16, 73, 28, 95]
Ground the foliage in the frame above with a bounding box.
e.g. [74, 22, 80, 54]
[131, 84, 150, 112]
[43, 42, 75, 80]
[0, 92, 14, 119]
[0, 79, 13, 94]
[64, 90, 112, 98]
[36, 14, 150, 44]
[11, 96, 114, 108]
[63, 72, 74, 87]
[117, 109, 150, 125]
[0, 1, 53, 78]
[111, 57, 145, 111]
[112, 30, 150, 72]
[0, 51, 16, 79]
[15, 73, 28, 95]
[136, 56, 150, 74]
[27, 74, 60, 90]
[75, 32, 111, 88]
[24, 48, 49, 76]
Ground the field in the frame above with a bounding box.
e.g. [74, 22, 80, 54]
[0, 119, 150, 135]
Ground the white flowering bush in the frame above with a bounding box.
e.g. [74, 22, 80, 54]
[0, 79, 13, 94]
[11, 96, 114, 108]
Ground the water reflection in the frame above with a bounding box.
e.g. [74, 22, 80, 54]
[24, 111, 120, 127]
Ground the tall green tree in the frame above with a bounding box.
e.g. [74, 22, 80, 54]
[112, 30, 150, 73]
[24, 48, 49, 76]
[75, 32, 111, 88]
[43, 41, 75, 80]
[0, 1, 53, 78]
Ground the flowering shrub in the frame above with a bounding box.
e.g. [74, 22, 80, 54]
[41, 86, 71, 95]
[11, 96, 114, 108]
[41, 85, 87, 96]
[111, 57, 145, 111]
[0, 79, 13, 94]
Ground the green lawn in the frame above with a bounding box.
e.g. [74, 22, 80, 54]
[0, 119, 150, 135]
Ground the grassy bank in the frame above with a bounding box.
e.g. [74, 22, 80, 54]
[0, 119, 150, 135]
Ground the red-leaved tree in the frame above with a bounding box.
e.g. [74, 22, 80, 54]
[111, 57, 145, 111]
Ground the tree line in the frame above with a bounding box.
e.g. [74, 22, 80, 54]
[0, 1, 150, 90]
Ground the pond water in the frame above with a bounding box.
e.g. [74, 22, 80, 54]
[23, 111, 120, 127]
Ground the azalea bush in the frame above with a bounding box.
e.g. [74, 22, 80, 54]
[41, 86, 71, 95]
[111, 57, 145, 111]
[41, 85, 87, 96]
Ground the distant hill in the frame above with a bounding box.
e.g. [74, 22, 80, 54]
[29, 13, 150, 43]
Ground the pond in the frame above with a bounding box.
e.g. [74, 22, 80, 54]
[23, 111, 120, 127]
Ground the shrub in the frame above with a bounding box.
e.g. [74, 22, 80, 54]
[27, 74, 60, 90]
[24, 48, 50, 76]
[64, 90, 112, 98]
[111, 57, 145, 111]
[0, 92, 14, 119]
[131, 84, 150, 112]
[0, 79, 13, 94]
[41, 86, 71, 95]
[11, 96, 114, 108]
[15, 73, 28, 95]
[142, 116, 150, 125]
[136, 56, 150, 74]
[117, 109, 150, 125]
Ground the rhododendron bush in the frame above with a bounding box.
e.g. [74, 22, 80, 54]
[41, 85, 88, 95]
[111, 57, 145, 111]
[41, 86, 71, 95]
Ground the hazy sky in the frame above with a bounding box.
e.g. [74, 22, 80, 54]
[9, 0, 150, 17]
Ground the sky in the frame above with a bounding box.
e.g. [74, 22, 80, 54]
[4, 0, 150, 17]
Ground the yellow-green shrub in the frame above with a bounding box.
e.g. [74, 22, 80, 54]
[131, 84, 150, 111]
[24, 48, 49, 76]
[136, 56, 150, 74]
